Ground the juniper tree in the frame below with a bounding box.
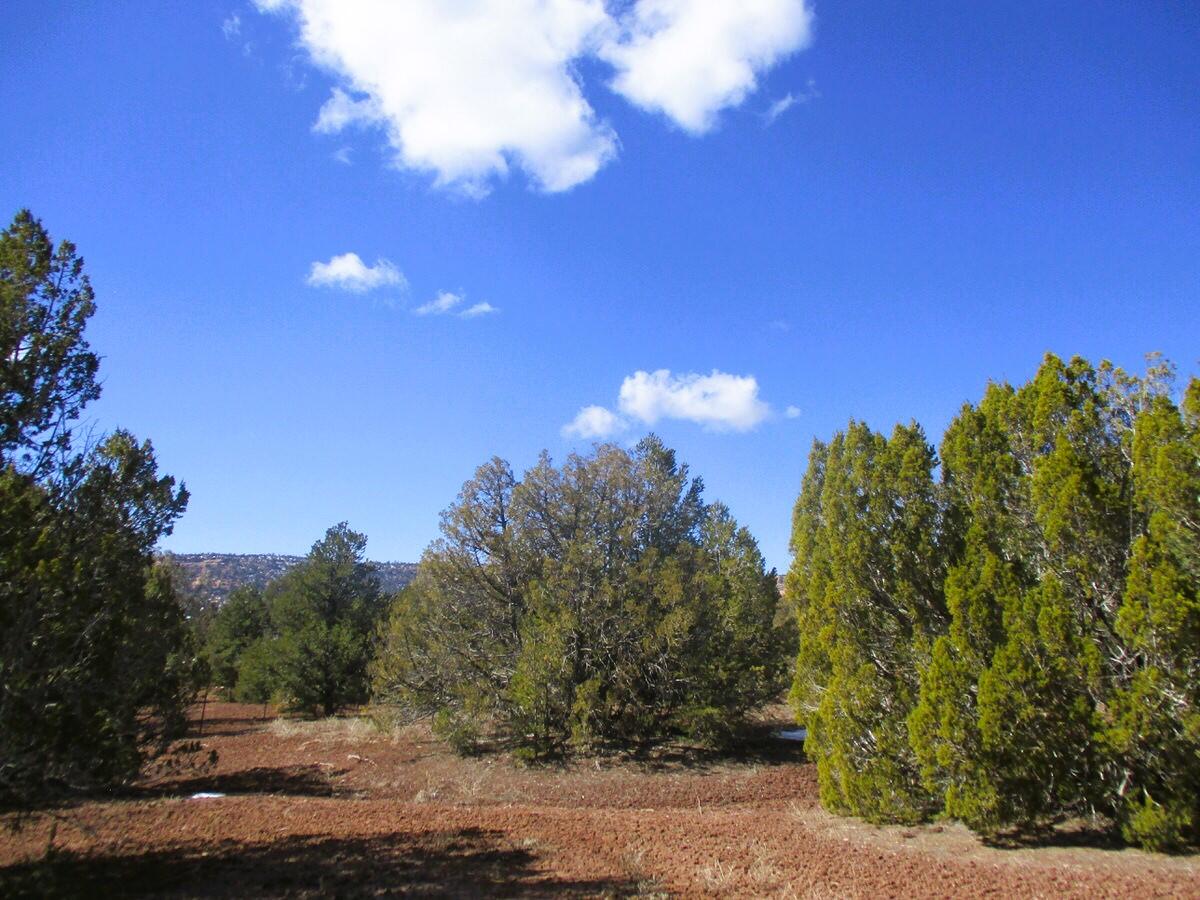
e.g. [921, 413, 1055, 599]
[0, 210, 99, 478]
[205, 585, 268, 695]
[801, 352, 1200, 850]
[0, 432, 192, 802]
[0, 211, 196, 806]
[788, 421, 945, 822]
[908, 368, 1108, 834]
[1105, 379, 1200, 849]
[373, 437, 791, 756]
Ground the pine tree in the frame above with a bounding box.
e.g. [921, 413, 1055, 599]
[205, 586, 268, 695]
[263, 523, 385, 716]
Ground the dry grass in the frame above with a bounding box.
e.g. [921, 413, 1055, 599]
[620, 846, 669, 899]
[267, 716, 380, 742]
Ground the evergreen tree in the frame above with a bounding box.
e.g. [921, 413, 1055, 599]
[0, 210, 99, 478]
[0, 433, 193, 802]
[908, 387, 1024, 828]
[1105, 380, 1200, 848]
[373, 437, 791, 756]
[799, 352, 1200, 850]
[260, 523, 385, 716]
[911, 357, 1125, 833]
[205, 585, 268, 695]
[789, 421, 945, 822]
[0, 211, 195, 806]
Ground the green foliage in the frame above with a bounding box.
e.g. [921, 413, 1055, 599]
[0, 211, 197, 807]
[373, 437, 792, 755]
[1104, 383, 1200, 849]
[792, 352, 1200, 850]
[0, 210, 99, 478]
[242, 523, 386, 716]
[789, 422, 946, 822]
[233, 638, 278, 705]
[0, 437, 194, 803]
[204, 586, 268, 694]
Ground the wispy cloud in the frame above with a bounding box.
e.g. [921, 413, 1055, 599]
[314, 88, 379, 134]
[459, 301, 498, 318]
[765, 79, 820, 125]
[253, 0, 814, 195]
[307, 252, 406, 293]
[785, 405, 801, 419]
[766, 94, 797, 123]
[221, 13, 241, 39]
[563, 368, 772, 439]
[413, 291, 463, 316]
[413, 292, 499, 319]
[332, 146, 352, 165]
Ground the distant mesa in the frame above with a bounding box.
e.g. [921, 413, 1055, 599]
[163, 552, 417, 604]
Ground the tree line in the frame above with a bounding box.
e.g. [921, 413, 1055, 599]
[4, 210, 1196, 853]
[789, 353, 1199, 850]
[204, 439, 795, 757]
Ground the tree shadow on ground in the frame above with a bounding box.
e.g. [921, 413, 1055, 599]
[134, 764, 349, 800]
[980, 819, 1130, 852]
[621, 719, 807, 773]
[465, 717, 808, 775]
[0, 827, 645, 898]
[186, 714, 267, 740]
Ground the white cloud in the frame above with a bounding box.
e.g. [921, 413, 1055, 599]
[413, 291, 463, 316]
[332, 146, 352, 165]
[222, 13, 242, 39]
[314, 87, 379, 134]
[601, 1, 814, 133]
[255, 0, 813, 193]
[785, 405, 801, 419]
[459, 301, 499, 318]
[564, 368, 772, 436]
[256, 0, 618, 195]
[562, 405, 626, 439]
[306, 252, 406, 292]
[618, 369, 770, 431]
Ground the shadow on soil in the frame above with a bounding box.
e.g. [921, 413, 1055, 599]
[188, 713, 270, 740]
[0, 827, 645, 898]
[981, 821, 1128, 852]
[137, 764, 348, 800]
[596, 718, 807, 773]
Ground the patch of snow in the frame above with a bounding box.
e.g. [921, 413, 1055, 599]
[188, 792, 226, 800]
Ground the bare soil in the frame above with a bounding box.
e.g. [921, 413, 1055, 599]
[2, 703, 1197, 898]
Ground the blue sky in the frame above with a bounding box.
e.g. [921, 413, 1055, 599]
[2, 1, 1197, 570]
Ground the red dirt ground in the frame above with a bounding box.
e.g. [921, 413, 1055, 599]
[2, 702, 1198, 898]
